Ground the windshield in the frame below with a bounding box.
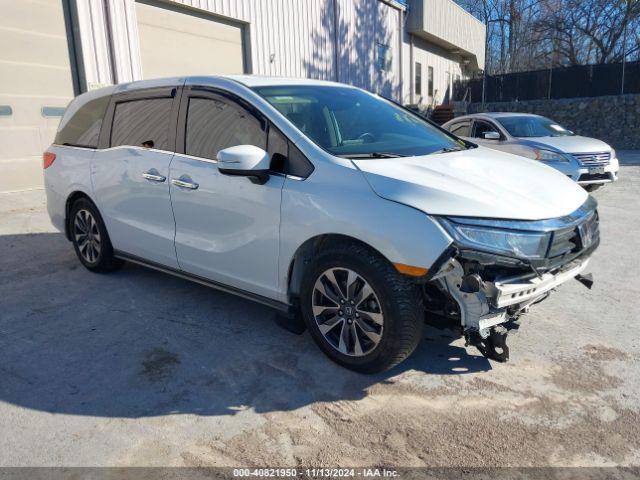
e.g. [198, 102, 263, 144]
[253, 85, 466, 157]
[497, 116, 575, 138]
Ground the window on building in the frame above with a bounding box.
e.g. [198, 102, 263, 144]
[428, 66, 434, 97]
[415, 62, 422, 96]
[54, 95, 110, 148]
[376, 43, 391, 72]
[185, 95, 266, 160]
[110, 98, 173, 149]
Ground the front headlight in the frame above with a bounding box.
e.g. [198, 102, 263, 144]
[532, 148, 571, 162]
[611, 148, 616, 159]
[438, 218, 551, 259]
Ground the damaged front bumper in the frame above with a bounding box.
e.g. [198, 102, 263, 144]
[491, 257, 589, 309]
[430, 253, 593, 362]
[426, 198, 600, 362]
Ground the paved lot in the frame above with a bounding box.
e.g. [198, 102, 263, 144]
[1, 153, 639, 467]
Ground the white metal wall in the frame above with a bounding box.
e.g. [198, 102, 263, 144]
[407, 0, 485, 70]
[74, 0, 405, 99]
[411, 35, 465, 106]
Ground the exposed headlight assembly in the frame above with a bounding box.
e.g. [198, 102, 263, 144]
[532, 148, 571, 162]
[438, 217, 551, 259]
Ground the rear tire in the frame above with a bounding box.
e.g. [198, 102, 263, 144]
[69, 198, 123, 273]
[300, 242, 424, 373]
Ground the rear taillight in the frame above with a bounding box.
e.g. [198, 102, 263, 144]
[43, 152, 56, 169]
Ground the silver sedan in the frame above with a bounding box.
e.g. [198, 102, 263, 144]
[442, 112, 619, 191]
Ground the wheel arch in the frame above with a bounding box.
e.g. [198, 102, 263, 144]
[286, 233, 390, 304]
[64, 190, 96, 241]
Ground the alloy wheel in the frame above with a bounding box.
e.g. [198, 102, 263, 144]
[312, 267, 384, 357]
[73, 209, 101, 264]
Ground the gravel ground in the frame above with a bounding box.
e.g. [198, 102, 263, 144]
[0, 153, 639, 467]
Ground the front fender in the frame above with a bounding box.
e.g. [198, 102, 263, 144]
[278, 162, 452, 302]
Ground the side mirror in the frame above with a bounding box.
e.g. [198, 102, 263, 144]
[483, 131, 500, 140]
[217, 145, 271, 185]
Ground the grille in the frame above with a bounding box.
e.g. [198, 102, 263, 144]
[547, 212, 599, 261]
[572, 151, 610, 166]
[548, 227, 578, 258]
[578, 211, 600, 250]
[579, 172, 610, 181]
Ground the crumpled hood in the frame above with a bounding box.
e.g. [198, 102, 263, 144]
[353, 146, 588, 220]
[518, 135, 613, 154]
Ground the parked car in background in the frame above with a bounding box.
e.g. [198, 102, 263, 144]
[442, 113, 619, 191]
[45, 76, 599, 373]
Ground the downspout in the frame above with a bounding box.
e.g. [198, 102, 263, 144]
[333, 0, 340, 83]
[409, 33, 414, 105]
[62, 0, 88, 94]
[398, 8, 403, 103]
[102, 0, 119, 84]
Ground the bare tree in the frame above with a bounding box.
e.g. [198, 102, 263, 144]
[456, 0, 640, 73]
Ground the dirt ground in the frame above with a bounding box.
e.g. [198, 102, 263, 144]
[0, 153, 639, 468]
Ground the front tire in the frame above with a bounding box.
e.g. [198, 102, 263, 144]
[69, 198, 123, 273]
[300, 242, 424, 373]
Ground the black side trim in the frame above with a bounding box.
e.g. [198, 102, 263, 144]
[218, 168, 270, 185]
[424, 245, 458, 282]
[114, 250, 292, 313]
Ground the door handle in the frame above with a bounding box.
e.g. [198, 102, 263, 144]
[142, 171, 166, 182]
[171, 178, 199, 190]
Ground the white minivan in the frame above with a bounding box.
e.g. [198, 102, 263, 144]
[44, 76, 599, 373]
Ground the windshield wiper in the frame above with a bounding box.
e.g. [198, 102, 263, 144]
[429, 147, 465, 155]
[339, 152, 408, 159]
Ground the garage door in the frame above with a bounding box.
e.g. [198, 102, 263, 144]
[0, 0, 75, 169]
[135, 0, 245, 79]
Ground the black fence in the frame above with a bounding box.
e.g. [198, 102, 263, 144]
[454, 61, 640, 103]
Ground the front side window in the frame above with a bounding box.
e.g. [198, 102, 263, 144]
[497, 116, 575, 138]
[110, 98, 173, 149]
[185, 95, 266, 160]
[254, 85, 465, 158]
[473, 120, 500, 139]
[55, 95, 110, 148]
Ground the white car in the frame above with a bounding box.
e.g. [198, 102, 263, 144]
[442, 113, 619, 191]
[44, 76, 599, 372]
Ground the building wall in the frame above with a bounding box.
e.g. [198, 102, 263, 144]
[468, 94, 640, 150]
[406, 0, 485, 70]
[75, 0, 405, 100]
[410, 35, 466, 107]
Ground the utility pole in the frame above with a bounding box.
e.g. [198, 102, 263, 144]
[621, 21, 628, 95]
[482, 20, 491, 108]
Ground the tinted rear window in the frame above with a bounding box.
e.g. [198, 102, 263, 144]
[54, 96, 110, 148]
[110, 98, 173, 150]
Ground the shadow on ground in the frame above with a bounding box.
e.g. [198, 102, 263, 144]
[617, 151, 640, 166]
[0, 232, 490, 419]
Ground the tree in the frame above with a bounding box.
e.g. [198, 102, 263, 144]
[455, 0, 640, 73]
